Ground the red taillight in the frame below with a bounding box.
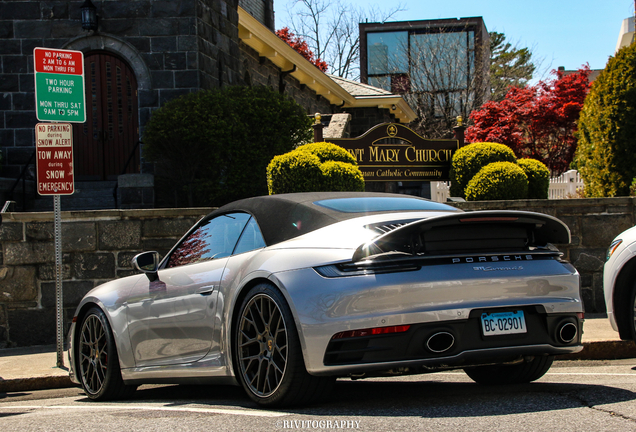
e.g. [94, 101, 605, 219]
[331, 325, 411, 340]
[577, 312, 585, 320]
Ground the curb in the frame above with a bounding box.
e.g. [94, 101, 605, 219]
[557, 340, 636, 361]
[0, 376, 75, 393]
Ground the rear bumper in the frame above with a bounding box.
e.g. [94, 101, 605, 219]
[315, 310, 583, 376]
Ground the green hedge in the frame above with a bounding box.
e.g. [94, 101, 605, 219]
[450, 142, 517, 198]
[143, 86, 312, 207]
[517, 158, 550, 199]
[465, 162, 528, 201]
[267, 142, 364, 194]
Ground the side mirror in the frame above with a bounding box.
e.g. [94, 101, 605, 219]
[132, 251, 160, 282]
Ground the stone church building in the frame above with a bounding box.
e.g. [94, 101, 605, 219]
[0, 0, 415, 210]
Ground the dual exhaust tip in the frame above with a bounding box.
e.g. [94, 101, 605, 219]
[557, 321, 578, 344]
[426, 331, 455, 353]
[425, 320, 578, 354]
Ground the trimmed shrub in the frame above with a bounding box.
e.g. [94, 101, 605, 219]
[465, 162, 528, 201]
[574, 42, 636, 197]
[450, 142, 517, 198]
[143, 86, 312, 207]
[321, 161, 365, 191]
[266, 152, 324, 194]
[267, 142, 364, 194]
[295, 142, 357, 165]
[517, 158, 550, 199]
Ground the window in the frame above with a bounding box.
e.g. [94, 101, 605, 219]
[314, 197, 457, 213]
[367, 31, 408, 75]
[166, 213, 252, 268]
[234, 217, 266, 255]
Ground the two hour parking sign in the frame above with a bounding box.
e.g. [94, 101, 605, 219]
[34, 47, 86, 123]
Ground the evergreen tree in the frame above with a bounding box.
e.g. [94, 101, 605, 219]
[574, 42, 636, 197]
[489, 32, 536, 102]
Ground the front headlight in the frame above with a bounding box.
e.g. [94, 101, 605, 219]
[606, 239, 623, 261]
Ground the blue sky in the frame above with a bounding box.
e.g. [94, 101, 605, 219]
[274, 0, 635, 79]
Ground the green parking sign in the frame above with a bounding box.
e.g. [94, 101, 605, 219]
[34, 48, 86, 123]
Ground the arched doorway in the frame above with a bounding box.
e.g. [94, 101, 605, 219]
[73, 51, 139, 180]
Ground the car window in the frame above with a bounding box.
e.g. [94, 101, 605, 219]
[166, 213, 251, 268]
[233, 217, 266, 255]
[314, 197, 458, 213]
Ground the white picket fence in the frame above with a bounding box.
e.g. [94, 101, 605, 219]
[429, 169, 584, 202]
[430, 181, 451, 203]
[547, 169, 585, 199]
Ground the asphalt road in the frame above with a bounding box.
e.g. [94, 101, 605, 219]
[1, 360, 636, 431]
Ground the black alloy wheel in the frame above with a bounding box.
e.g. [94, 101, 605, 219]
[78, 307, 136, 400]
[234, 283, 334, 407]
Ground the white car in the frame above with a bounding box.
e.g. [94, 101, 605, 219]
[604, 225, 636, 341]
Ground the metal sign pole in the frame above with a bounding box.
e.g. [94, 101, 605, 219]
[54, 194, 64, 368]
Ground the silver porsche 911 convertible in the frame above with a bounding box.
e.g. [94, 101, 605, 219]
[68, 192, 583, 407]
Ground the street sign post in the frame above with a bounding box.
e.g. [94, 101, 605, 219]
[34, 47, 84, 368]
[35, 122, 75, 369]
[34, 47, 86, 123]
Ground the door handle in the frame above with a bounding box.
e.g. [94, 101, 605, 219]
[197, 285, 216, 296]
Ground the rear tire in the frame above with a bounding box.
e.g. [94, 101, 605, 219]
[234, 283, 335, 407]
[464, 355, 554, 385]
[78, 307, 137, 400]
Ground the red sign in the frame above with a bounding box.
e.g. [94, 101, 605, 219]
[34, 48, 83, 75]
[35, 123, 75, 195]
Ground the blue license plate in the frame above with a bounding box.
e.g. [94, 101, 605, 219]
[481, 311, 527, 336]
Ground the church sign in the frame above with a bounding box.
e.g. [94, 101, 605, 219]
[327, 123, 459, 182]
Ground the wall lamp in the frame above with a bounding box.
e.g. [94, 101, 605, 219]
[81, 0, 98, 32]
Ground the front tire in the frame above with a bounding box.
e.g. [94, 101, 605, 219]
[464, 355, 554, 385]
[234, 283, 334, 407]
[77, 307, 137, 400]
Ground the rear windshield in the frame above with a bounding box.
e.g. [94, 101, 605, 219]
[313, 197, 458, 213]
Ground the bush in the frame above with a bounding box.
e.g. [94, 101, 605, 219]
[574, 42, 636, 197]
[295, 142, 357, 164]
[465, 162, 528, 201]
[450, 142, 517, 198]
[321, 161, 365, 191]
[517, 158, 550, 199]
[267, 142, 364, 194]
[143, 86, 312, 207]
[266, 152, 324, 194]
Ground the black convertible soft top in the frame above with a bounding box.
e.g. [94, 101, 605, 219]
[205, 192, 459, 247]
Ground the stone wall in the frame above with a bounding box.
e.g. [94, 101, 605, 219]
[239, 41, 333, 116]
[454, 197, 636, 315]
[343, 106, 396, 138]
[0, 207, 212, 348]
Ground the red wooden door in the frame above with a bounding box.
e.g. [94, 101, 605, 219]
[73, 51, 139, 180]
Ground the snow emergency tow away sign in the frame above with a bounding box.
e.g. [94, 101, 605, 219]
[36, 123, 75, 195]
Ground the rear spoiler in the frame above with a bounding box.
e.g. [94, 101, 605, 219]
[352, 210, 570, 262]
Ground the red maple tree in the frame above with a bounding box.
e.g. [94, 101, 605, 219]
[276, 27, 328, 72]
[465, 66, 591, 175]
